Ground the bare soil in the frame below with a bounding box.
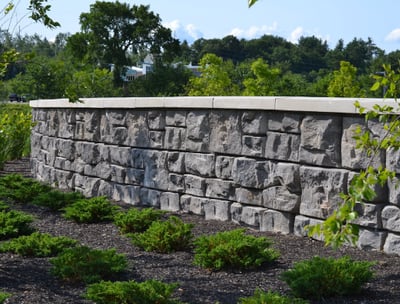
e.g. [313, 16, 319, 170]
[1, 159, 400, 304]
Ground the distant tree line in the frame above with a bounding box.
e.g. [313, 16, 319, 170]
[1, 1, 399, 100]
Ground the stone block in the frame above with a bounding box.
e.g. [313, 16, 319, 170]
[97, 180, 114, 197]
[140, 188, 161, 207]
[268, 112, 302, 133]
[299, 115, 342, 167]
[209, 110, 242, 155]
[357, 228, 387, 251]
[230, 203, 265, 228]
[235, 187, 262, 206]
[55, 139, 75, 160]
[260, 210, 294, 234]
[388, 176, 400, 206]
[184, 174, 206, 196]
[53, 169, 73, 190]
[160, 192, 181, 212]
[164, 127, 186, 150]
[130, 149, 144, 169]
[293, 215, 324, 241]
[142, 150, 169, 190]
[242, 135, 266, 157]
[124, 111, 150, 148]
[125, 168, 144, 185]
[348, 171, 387, 204]
[113, 184, 141, 205]
[168, 173, 185, 192]
[149, 130, 164, 149]
[215, 156, 234, 180]
[167, 152, 185, 173]
[352, 203, 383, 228]
[76, 142, 101, 165]
[300, 166, 348, 218]
[204, 199, 231, 221]
[166, 110, 186, 126]
[241, 111, 267, 134]
[232, 158, 271, 189]
[147, 110, 165, 130]
[265, 132, 300, 162]
[185, 153, 215, 177]
[382, 205, 400, 232]
[109, 146, 130, 166]
[263, 187, 300, 212]
[383, 233, 400, 255]
[181, 195, 207, 215]
[205, 179, 236, 200]
[387, 147, 400, 174]
[186, 111, 210, 152]
[110, 165, 126, 183]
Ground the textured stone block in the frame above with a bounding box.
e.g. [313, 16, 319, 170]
[147, 110, 165, 130]
[265, 132, 300, 162]
[124, 111, 150, 147]
[149, 130, 164, 149]
[55, 139, 75, 160]
[235, 187, 262, 206]
[230, 203, 265, 228]
[357, 229, 386, 251]
[186, 111, 210, 152]
[113, 184, 141, 205]
[181, 195, 207, 215]
[268, 112, 301, 133]
[300, 166, 348, 218]
[387, 147, 400, 174]
[184, 174, 206, 196]
[384, 233, 400, 255]
[215, 156, 234, 180]
[109, 146, 130, 166]
[232, 158, 271, 189]
[167, 152, 185, 173]
[206, 179, 236, 200]
[160, 192, 180, 211]
[242, 135, 265, 157]
[164, 127, 186, 150]
[241, 111, 267, 134]
[142, 150, 169, 190]
[204, 199, 231, 221]
[388, 176, 400, 206]
[168, 173, 185, 192]
[293, 215, 324, 241]
[263, 187, 300, 212]
[140, 188, 161, 207]
[260, 210, 294, 234]
[352, 203, 383, 228]
[110, 165, 126, 183]
[185, 153, 215, 177]
[209, 110, 242, 155]
[299, 115, 342, 167]
[382, 205, 400, 232]
[166, 110, 186, 127]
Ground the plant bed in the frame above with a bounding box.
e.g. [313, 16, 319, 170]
[1, 199, 400, 304]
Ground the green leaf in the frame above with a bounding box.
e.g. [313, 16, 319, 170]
[248, 0, 258, 7]
[370, 81, 381, 92]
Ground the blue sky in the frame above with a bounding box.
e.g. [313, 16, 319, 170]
[10, 0, 400, 53]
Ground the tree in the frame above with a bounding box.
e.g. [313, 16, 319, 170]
[327, 61, 363, 97]
[242, 58, 281, 95]
[187, 53, 240, 96]
[67, 1, 180, 84]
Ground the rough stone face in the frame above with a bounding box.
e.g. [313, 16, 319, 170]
[230, 203, 265, 228]
[353, 203, 383, 229]
[260, 210, 294, 234]
[147, 111, 165, 130]
[235, 187, 262, 206]
[113, 184, 141, 205]
[384, 233, 400, 255]
[167, 152, 185, 173]
[382, 205, 400, 232]
[166, 110, 186, 127]
[184, 174, 206, 197]
[124, 111, 150, 147]
[205, 179, 236, 200]
[215, 156, 234, 180]
[142, 150, 169, 190]
[149, 131, 164, 149]
[357, 229, 387, 251]
[299, 115, 342, 167]
[204, 199, 231, 221]
[300, 166, 348, 219]
[140, 188, 161, 207]
[164, 127, 186, 150]
[185, 153, 215, 177]
[160, 192, 180, 211]
[180, 195, 207, 215]
[168, 173, 185, 193]
[263, 187, 300, 212]
[242, 135, 266, 157]
[268, 112, 302, 133]
[387, 147, 400, 174]
[265, 132, 300, 162]
[186, 111, 210, 152]
[232, 158, 271, 189]
[241, 111, 267, 134]
[388, 176, 400, 206]
[293, 215, 324, 241]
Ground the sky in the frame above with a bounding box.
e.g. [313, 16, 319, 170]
[8, 0, 400, 53]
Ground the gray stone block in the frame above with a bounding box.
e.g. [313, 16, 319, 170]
[185, 153, 215, 177]
[167, 152, 185, 173]
[181, 195, 207, 215]
[232, 158, 271, 189]
[268, 112, 301, 133]
[160, 192, 180, 211]
[147, 110, 165, 130]
[55, 139, 75, 160]
[242, 135, 266, 157]
[149, 130, 164, 149]
[231, 204, 266, 228]
[110, 165, 126, 183]
[143, 150, 169, 190]
[125, 168, 144, 185]
[382, 205, 400, 232]
[186, 111, 210, 152]
[164, 127, 186, 150]
[168, 173, 185, 192]
[383, 233, 400, 255]
[204, 199, 231, 221]
[113, 184, 141, 205]
[357, 229, 387, 251]
[241, 111, 267, 134]
[236, 187, 262, 206]
[263, 187, 300, 212]
[293, 215, 324, 241]
[215, 156, 234, 180]
[206, 179, 236, 200]
[140, 188, 161, 207]
[124, 111, 150, 147]
[265, 132, 300, 162]
[260, 210, 294, 234]
[184, 174, 206, 197]
[352, 203, 383, 228]
[166, 110, 186, 127]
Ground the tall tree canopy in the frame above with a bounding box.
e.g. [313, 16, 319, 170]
[67, 1, 180, 70]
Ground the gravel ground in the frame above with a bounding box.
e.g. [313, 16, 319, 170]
[1, 159, 400, 304]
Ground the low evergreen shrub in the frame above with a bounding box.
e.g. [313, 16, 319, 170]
[238, 289, 308, 304]
[0, 174, 51, 204]
[32, 190, 84, 211]
[0, 210, 35, 240]
[193, 228, 279, 271]
[85, 279, 184, 304]
[50, 245, 127, 284]
[0, 231, 78, 257]
[281, 256, 374, 300]
[63, 196, 120, 223]
[238, 288, 309, 304]
[0, 200, 9, 211]
[0, 291, 11, 304]
[131, 216, 193, 253]
[114, 207, 166, 234]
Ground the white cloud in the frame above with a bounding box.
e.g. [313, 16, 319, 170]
[229, 22, 278, 39]
[385, 28, 400, 42]
[163, 19, 203, 43]
[289, 26, 304, 43]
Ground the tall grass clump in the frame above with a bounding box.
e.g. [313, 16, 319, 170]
[0, 104, 33, 169]
[281, 256, 374, 300]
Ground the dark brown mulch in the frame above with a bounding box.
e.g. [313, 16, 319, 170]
[1, 159, 400, 304]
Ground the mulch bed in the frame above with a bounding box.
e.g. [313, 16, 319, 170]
[1, 158, 400, 304]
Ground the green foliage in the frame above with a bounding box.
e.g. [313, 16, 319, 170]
[50, 246, 127, 284]
[248, 0, 258, 7]
[238, 289, 308, 304]
[32, 190, 84, 211]
[0, 291, 11, 304]
[131, 216, 193, 253]
[0, 104, 34, 169]
[114, 207, 166, 234]
[327, 61, 363, 97]
[0, 231, 78, 257]
[281, 256, 374, 300]
[193, 228, 279, 271]
[0, 201, 9, 211]
[0, 174, 51, 204]
[63, 196, 120, 223]
[85, 280, 183, 304]
[0, 210, 35, 240]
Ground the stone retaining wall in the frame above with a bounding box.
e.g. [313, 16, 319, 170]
[30, 97, 400, 255]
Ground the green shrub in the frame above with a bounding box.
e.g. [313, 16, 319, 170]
[63, 196, 120, 223]
[0, 291, 11, 303]
[193, 228, 279, 271]
[0, 200, 9, 211]
[0, 174, 51, 204]
[0, 210, 35, 240]
[238, 289, 308, 304]
[131, 216, 193, 253]
[50, 246, 127, 284]
[32, 190, 84, 211]
[85, 280, 184, 304]
[281, 256, 374, 300]
[114, 207, 166, 234]
[0, 231, 78, 257]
